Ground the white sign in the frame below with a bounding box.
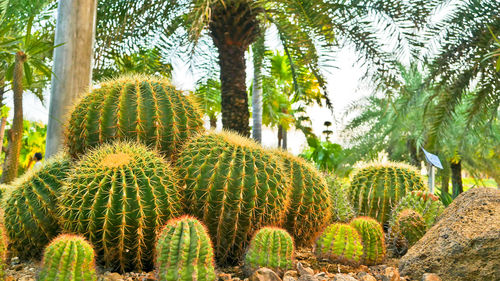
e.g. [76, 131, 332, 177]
[422, 148, 443, 169]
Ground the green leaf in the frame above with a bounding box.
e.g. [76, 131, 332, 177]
[23, 61, 33, 86]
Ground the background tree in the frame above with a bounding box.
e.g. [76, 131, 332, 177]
[193, 78, 221, 129]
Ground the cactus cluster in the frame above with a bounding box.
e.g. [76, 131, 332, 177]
[395, 209, 426, 247]
[156, 216, 216, 281]
[326, 176, 355, 222]
[244, 227, 294, 275]
[314, 223, 364, 265]
[58, 141, 182, 272]
[66, 75, 204, 159]
[350, 217, 386, 265]
[176, 131, 291, 263]
[389, 190, 444, 230]
[349, 162, 426, 224]
[38, 234, 97, 281]
[3, 154, 71, 258]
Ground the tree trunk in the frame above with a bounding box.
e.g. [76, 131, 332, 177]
[1, 52, 26, 183]
[450, 160, 463, 197]
[251, 35, 264, 143]
[440, 165, 450, 195]
[282, 127, 287, 150]
[45, 0, 97, 158]
[278, 125, 283, 148]
[209, 116, 217, 129]
[406, 139, 419, 167]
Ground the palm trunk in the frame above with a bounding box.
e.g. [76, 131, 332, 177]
[251, 35, 265, 143]
[450, 160, 463, 197]
[1, 52, 26, 183]
[282, 127, 287, 150]
[440, 165, 450, 195]
[278, 125, 283, 148]
[0, 79, 6, 156]
[209, 116, 217, 129]
[406, 139, 419, 167]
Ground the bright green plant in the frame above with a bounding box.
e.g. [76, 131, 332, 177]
[244, 227, 294, 275]
[66, 75, 204, 159]
[156, 216, 216, 281]
[300, 137, 352, 177]
[350, 217, 386, 265]
[326, 176, 355, 222]
[3, 153, 71, 258]
[314, 223, 363, 265]
[176, 131, 291, 264]
[58, 141, 182, 272]
[349, 162, 426, 224]
[38, 234, 97, 281]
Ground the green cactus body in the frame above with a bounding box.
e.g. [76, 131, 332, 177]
[0, 218, 7, 279]
[276, 151, 331, 246]
[350, 217, 386, 265]
[4, 154, 71, 258]
[349, 162, 426, 224]
[327, 176, 355, 222]
[156, 216, 216, 281]
[244, 227, 294, 275]
[396, 209, 426, 246]
[38, 234, 97, 281]
[59, 142, 182, 272]
[314, 223, 363, 265]
[66, 75, 204, 159]
[176, 131, 291, 264]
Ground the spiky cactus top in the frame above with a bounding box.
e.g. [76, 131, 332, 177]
[349, 162, 426, 224]
[38, 234, 97, 281]
[275, 150, 331, 246]
[3, 154, 71, 258]
[156, 216, 216, 281]
[58, 142, 182, 272]
[244, 227, 294, 276]
[66, 75, 204, 159]
[176, 131, 291, 263]
[350, 217, 386, 265]
[314, 223, 363, 265]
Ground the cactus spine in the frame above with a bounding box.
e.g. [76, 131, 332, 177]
[3, 154, 71, 258]
[66, 75, 204, 159]
[38, 234, 97, 281]
[156, 216, 216, 281]
[314, 223, 363, 265]
[396, 209, 426, 247]
[177, 131, 291, 263]
[349, 162, 426, 224]
[59, 142, 182, 272]
[244, 227, 294, 275]
[350, 217, 386, 265]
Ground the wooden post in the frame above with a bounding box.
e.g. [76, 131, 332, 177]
[428, 164, 435, 194]
[45, 0, 97, 158]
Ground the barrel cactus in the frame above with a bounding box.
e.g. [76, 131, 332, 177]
[395, 209, 426, 247]
[66, 75, 204, 159]
[327, 176, 355, 222]
[314, 223, 363, 265]
[58, 141, 182, 272]
[350, 217, 386, 265]
[244, 227, 294, 275]
[177, 131, 291, 263]
[156, 216, 216, 281]
[0, 217, 7, 279]
[4, 154, 71, 258]
[275, 150, 331, 245]
[38, 234, 97, 281]
[349, 162, 426, 224]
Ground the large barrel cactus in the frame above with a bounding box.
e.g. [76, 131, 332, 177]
[176, 131, 291, 263]
[4, 154, 71, 258]
[156, 216, 216, 281]
[275, 150, 331, 245]
[58, 141, 182, 272]
[349, 162, 426, 224]
[350, 217, 386, 265]
[38, 234, 97, 281]
[314, 223, 363, 265]
[66, 75, 204, 159]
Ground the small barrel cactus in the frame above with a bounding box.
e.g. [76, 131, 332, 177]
[349, 162, 426, 224]
[38, 234, 97, 281]
[0, 217, 7, 279]
[244, 227, 294, 275]
[176, 131, 291, 264]
[275, 150, 331, 246]
[314, 223, 363, 265]
[350, 217, 386, 265]
[327, 176, 355, 222]
[59, 141, 182, 272]
[4, 154, 71, 258]
[396, 209, 426, 247]
[66, 75, 204, 159]
[156, 216, 216, 281]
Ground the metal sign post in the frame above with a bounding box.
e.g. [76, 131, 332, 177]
[422, 148, 443, 194]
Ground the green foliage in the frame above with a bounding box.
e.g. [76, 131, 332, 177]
[176, 131, 291, 264]
[244, 227, 294, 276]
[193, 78, 221, 128]
[314, 223, 363, 265]
[350, 217, 386, 265]
[38, 234, 97, 281]
[349, 162, 426, 225]
[394, 209, 426, 248]
[389, 191, 444, 230]
[0, 216, 7, 280]
[326, 176, 355, 223]
[156, 216, 216, 281]
[66, 75, 204, 160]
[58, 141, 182, 272]
[3, 153, 71, 258]
[300, 137, 352, 176]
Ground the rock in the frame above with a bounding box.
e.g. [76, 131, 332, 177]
[333, 274, 357, 281]
[359, 273, 377, 281]
[283, 276, 297, 281]
[382, 267, 400, 281]
[399, 188, 500, 281]
[101, 272, 125, 281]
[10, 257, 20, 265]
[219, 273, 233, 281]
[422, 273, 442, 281]
[284, 271, 299, 278]
[249, 268, 282, 281]
[297, 262, 314, 276]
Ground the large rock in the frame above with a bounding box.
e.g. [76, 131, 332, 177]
[399, 188, 500, 281]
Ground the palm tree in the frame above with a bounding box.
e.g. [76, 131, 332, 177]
[193, 78, 221, 129]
